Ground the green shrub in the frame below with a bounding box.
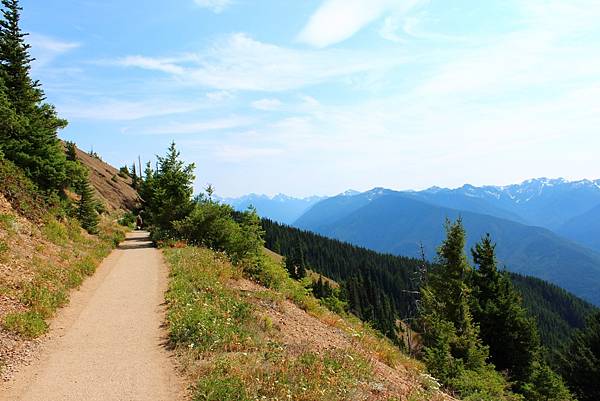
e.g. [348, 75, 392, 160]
[118, 211, 136, 228]
[173, 203, 264, 266]
[243, 254, 288, 290]
[450, 367, 523, 401]
[21, 283, 68, 318]
[194, 374, 249, 401]
[4, 311, 48, 338]
[165, 248, 257, 352]
[42, 218, 68, 245]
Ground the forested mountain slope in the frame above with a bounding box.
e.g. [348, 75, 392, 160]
[295, 192, 600, 306]
[263, 219, 597, 350]
[558, 203, 600, 253]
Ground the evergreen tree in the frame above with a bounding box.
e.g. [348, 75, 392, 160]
[559, 312, 600, 401]
[471, 234, 540, 383]
[130, 162, 140, 189]
[65, 141, 77, 161]
[0, 0, 42, 112]
[144, 143, 194, 236]
[138, 162, 154, 206]
[76, 175, 99, 234]
[0, 0, 68, 193]
[285, 243, 307, 279]
[419, 219, 488, 383]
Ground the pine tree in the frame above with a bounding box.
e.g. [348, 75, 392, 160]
[0, 0, 42, 113]
[138, 161, 154, 206]
[0, 0, 68, 193]
[285, 243, 307, 280]
[419, 219, 488, 383]
[65, 141, 77, 161]
[76, 175, 99, 234]
[559, 312, 600, 401]
[144, 143, 194, 236]
[471, 234, 540, 383]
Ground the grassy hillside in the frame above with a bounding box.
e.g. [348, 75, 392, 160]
[295, 192, 600, 305]
[263, 219, 597, 352]
[163, 245, 454, 401]
[73, 145, 141, 212]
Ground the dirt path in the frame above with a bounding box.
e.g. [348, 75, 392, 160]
[0, 231, 185, 401]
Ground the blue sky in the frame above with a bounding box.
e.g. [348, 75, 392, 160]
[20, 0, 600, 197]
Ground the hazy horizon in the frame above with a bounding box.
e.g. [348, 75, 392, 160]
[23, 0, 600, 197]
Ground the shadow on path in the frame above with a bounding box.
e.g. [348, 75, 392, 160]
[118, 232, 155, 250]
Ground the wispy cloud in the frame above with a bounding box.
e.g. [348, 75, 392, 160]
[193, 0, 232, 13]
[297, 0, 423, 48]
[116, 55, 185, 74]
[140, 116, 255, 135]
[59, 98, 203, 121]
[29, 33, 80, 68]
[251, 98, 282, 111]
[113, 33, 408, 91]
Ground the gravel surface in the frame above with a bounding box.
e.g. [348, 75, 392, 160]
[0, 231, 185, 401]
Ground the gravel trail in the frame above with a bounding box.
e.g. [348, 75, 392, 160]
[0, 231, 185, 401]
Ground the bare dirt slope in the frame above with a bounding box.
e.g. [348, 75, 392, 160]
[75, 147, 140, 211]
[232, 278, 454, 401]
[0, 231, 185, 401]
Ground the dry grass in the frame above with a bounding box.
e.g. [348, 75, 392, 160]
[0, 191, 125, 343]
[164, 246, 456, 401]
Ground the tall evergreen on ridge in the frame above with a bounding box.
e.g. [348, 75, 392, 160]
[0, 0, 41, 111]
[419, 219, 488, 383]
[0, 0, 68, 193]
[471, 234, 540, 384]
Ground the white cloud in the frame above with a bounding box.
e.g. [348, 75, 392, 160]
[251, 98, 282, 111]
[116, 55, 185, 74]
[194, 0, 232, 13]
[59, 99, 202, 121]
[297, 0, 423, 48]
[28, 34, 80, 68]
[379, 16, 404, 43]
[215, 145, 283, 162]
[115, 33, 408, 92]
[141, 116, 255, 135]
[206, 91, 234, 101]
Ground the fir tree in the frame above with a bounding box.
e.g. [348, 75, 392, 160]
[143, 143, 194, 236]
[76, 175, 99, 234]
[419, 219, 488, 383]
[285, 243, 307, 279]
[65, 141, 77, 161]
[559, 312, 600, 401]
[471, 234, 540, 383]
[0, 0, 68, 193]
[0, 0, 42, 112]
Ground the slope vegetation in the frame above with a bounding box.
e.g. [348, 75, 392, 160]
[74, 146, 140, 211]
[296, 192, 600, 305]
[164, 246, 454, 401]
[263, 219, 597, 351]
[0, 158, 125, 378]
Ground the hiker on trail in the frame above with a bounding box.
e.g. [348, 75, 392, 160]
[136, 214, 143, 230]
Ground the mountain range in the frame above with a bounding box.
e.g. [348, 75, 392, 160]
[216, 193, 326, 225]
[225, 178, 600, 306]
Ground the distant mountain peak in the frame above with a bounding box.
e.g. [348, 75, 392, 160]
[339, 189, 360, 197]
